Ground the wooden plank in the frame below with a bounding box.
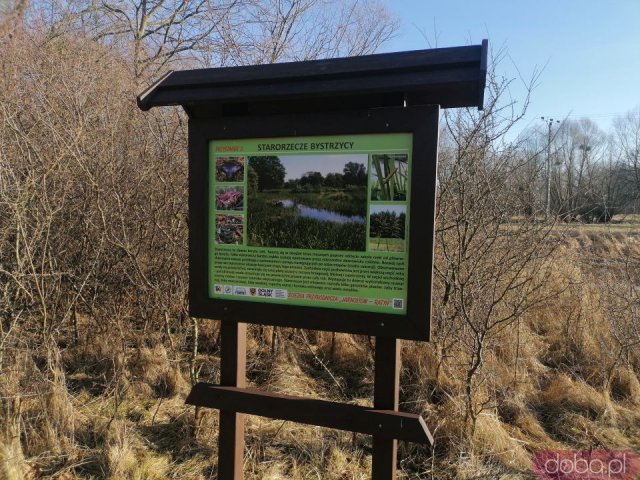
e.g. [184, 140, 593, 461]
[181, 84, 477, 118]
[217, 321, 247, 480]
[158, 45, 483, 88]
[185, 384, 433, 444]
[137, 43, 488, 112]
[372, 337, 401, 480]
[142, 66, 480, 112]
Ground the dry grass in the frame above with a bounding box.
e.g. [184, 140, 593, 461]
[610, 367, 640, 404]
[103, 419, 171, 480]
[0, 398, 28, 480]
[129, 346, 190, 398]
[0, 146, 640, 480]
[1, 230, 639, 480]
[0, 274, 637, 479]
[471, 413, 531, 471]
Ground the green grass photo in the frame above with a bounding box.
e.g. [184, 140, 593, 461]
[369, 205, 406, 252]
[247, 154, 368, 251]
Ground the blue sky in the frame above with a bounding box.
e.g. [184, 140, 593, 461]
[382, 0, 640, 134]
[370, 205, 406, 216]
[280, 154, 367, 181]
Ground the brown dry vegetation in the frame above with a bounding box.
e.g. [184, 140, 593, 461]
[2, 8, 640, 480]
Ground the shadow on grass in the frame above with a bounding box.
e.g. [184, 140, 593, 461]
[138, 412, 215, 462]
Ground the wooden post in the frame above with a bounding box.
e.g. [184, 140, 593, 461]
[372, 337, 401, 480]
[218, 321, 247, 480]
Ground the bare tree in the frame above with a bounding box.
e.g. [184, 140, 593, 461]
[31, 0, 240, 78]
[433, 49, 559, 432]
[0, 0, 27, 35]
[209, 0, 399, 66]
[28, 0, 399, 80]
[613, 105, 640, 210]
[548, 118, 610, 221]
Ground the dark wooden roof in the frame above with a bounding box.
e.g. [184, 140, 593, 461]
[137, 40, 487, 118]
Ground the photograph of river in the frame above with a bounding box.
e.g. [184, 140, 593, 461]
[247, 154, 367, 251]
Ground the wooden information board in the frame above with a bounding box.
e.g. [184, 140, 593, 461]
[188, 106, 438, 341]
[138, 40, 488, 480]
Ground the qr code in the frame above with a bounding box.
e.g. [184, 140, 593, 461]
[392, 298, 404, 309]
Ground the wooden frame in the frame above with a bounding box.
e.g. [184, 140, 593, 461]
[185, 325, 433, 480]
[188, 105, 439, 341]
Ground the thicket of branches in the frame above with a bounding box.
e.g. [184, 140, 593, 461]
[513, 112, 640, 222]
[1, 2, 640, 478]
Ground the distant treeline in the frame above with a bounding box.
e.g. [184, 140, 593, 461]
[370, 211, 405, 239]
[248, 156, 367, 191]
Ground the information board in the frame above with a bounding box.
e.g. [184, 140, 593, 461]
[208, 134, 412, 315]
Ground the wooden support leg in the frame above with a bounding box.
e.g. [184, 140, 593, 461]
[218, 321, 247, 480]
[372, 337, 400, 480]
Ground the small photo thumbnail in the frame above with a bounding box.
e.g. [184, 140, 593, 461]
[369, 204, 406, 252]
[216, 185, 244, 211]
[370, 154, 408, 201]
[216, 214, 244, 244]
[216, 156, 245, 182]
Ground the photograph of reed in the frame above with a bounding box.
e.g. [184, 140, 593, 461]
[370, 153, 408, 201]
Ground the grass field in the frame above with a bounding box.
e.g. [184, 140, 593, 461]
[4, 227, 640, 480]
[369, 236, 404, 252]
[248, 188, 367, 251]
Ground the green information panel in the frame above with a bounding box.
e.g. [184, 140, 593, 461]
[208, 133, 412, 314]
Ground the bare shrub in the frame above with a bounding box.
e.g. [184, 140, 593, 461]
[432, 48, 559, 435]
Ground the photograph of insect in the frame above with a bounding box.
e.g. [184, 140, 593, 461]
[216, 156, 245, 182]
